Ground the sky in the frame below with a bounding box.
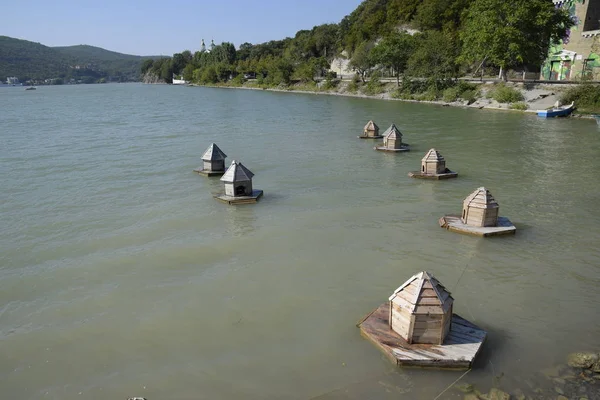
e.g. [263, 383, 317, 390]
[2, 0, 364, 56]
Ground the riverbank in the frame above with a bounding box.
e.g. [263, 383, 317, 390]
[187, 79, 588, 117]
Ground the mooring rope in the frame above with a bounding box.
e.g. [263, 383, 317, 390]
[432, 368, 472, 400]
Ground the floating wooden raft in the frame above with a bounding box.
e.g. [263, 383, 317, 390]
[358, 302, 486, 369]
[193, 168, 224, 177]
[439, 215, 516, 237]
[408, 169, 458, 180]
[374, 145, 410, 152]
[215, 189, 263, 205]
[358, 134, 384, 139]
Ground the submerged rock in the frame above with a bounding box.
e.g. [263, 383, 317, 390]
[567, 352, 599, 369]
[487, 388, 511, 400]
[455, 383, 475, 393]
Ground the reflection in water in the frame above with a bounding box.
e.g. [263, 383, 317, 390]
[224, 206, 256, 237]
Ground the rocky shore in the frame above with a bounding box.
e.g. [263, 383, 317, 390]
[453, 352, 600, 400]
[187, 80, 585, 117]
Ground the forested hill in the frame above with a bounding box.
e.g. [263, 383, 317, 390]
[0, 36, 160, 83]
[144, 0, 571, 86]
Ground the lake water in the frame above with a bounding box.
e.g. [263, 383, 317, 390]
[1, 83, 599, 400]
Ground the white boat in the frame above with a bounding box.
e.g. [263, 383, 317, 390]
[172, 74, 187, 85]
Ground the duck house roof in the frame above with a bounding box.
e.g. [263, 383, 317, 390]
[389, 271, 453, 314]
[220, 160, 255, 183]
[421, 148, 445, 163]
[364, 120, 379, 131]
[201, 143, 227, 161]
[463, 187, 499, 210]
[383, 124, 402, 140]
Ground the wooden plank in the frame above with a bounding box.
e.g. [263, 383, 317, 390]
[420, 288, 437, 298]
[413, 305, 445, 314]
[412, 276, 426, 305]
[416, 297, 441, 305]
[414, 320, 442, 329]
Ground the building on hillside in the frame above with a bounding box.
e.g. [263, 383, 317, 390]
[541, 0, 600, 81]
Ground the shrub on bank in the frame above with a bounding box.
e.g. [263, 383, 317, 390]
[363, 71, 385, 95]
[486, 83, 524, 103]
[561, 83, 600, 113]
[347, 80, 360, 93]
[509, 102, 529, 110]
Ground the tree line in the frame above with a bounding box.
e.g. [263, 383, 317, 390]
[141, 0, 573, 87]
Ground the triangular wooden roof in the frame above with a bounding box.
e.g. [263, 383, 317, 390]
[201, 143, 227, 161]
[364, 120, 379, 131]
[383, 124, 402, 140]
[388, 271, 453, 314]
[463, 187, 499, 210]
[421, 148, 445, 163]
[220, 160, 254, 183]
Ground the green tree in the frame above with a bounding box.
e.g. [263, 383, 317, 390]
[348, 41, 374, 82]
[140, 59, 154, 74]
[371, 31, 415, 86]
[182, 63, 195, 82]
[407, 31, 459, 89]
[459, 0, 573, 80]
[413, 0, 470, 32]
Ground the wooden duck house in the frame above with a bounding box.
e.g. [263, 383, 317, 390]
[358, 120, 382, 139]
[375, 124, 409, 152]
[194, 143, 227, 176]
[215, 160, 263, 204]
[389, 271, 453, 345]
[439, 187, 516, 236]
[358, 271, 487, 369]
[408, 149, 457, 179]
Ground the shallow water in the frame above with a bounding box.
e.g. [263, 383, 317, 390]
[1, 83, 599, 399]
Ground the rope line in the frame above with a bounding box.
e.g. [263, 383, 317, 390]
[432, 368, 472, 400]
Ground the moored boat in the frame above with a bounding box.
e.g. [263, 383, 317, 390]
[172, 74, 187, 85]
[537, 102, 575, 118]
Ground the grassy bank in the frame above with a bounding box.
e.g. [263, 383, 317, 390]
[560, 83, 600, 114]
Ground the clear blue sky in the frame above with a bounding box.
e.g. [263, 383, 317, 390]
[3, 0, 363, 56]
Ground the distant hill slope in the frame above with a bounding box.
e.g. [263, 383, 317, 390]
[0, 36, 163, 83]
[0, 36, 72, 81]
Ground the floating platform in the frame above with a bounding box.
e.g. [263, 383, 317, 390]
[408, 169, 458, 180]
[439, 215, 516, 237]
[358, 303, 486, 369]
[215, 190, 263, 205]
[193, 168, 224, 177]
[358, 135, 384, 139]
[374, 145, 410, 152]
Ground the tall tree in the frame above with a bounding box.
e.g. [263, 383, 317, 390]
[407, 31, 459, 88]
[371, 31, 415, 86]
[459, 0, 573, 80]
[348, 41, 374, 82]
